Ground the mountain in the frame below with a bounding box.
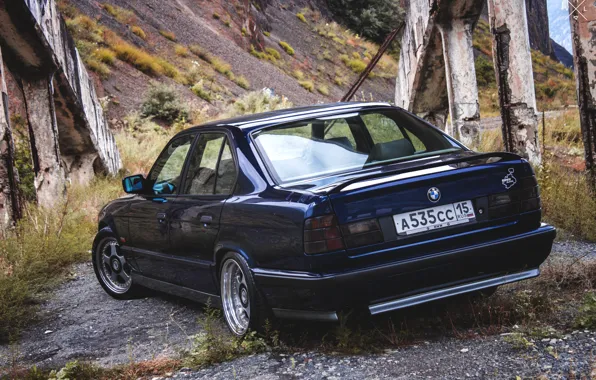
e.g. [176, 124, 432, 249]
[552, 38, 574, 67]
[547, 0, 573, 57]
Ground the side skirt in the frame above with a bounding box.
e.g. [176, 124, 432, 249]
[132, 273, 222, 308]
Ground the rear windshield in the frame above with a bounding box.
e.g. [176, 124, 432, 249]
[252, 108, 463, 184]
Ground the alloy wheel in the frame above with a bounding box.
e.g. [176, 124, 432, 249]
[96, 237, 132, 294]
[221, 259, 251, 335]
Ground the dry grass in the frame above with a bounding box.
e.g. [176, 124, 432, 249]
[101, 3, 137, 25]
[159, 30, 177, 41]
[175, 44, 190, 57]
[299, 80, 315, 92]
[93, 48, 116, 65]
[279, 41, 295, 56]
[131, 26, 146, 40]
[110, 41, 163, 76]
[234, 75, 250, 90]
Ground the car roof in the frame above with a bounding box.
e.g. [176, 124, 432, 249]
[188, 102, 393, 132]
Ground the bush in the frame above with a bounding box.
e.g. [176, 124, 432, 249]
[234, 75, 250, 90]
[131, 26, 146, 39]
[475, 55, 495, 87]
[299, 80, 315, 92]
[279, 41, 295, 56]
[317, 84, 330, 96]
[111, 41, 163, 76]
[326, 0, 404, 43]
[141, 84, 189, 122]
[175, 44, 190, 57]
[346, 58, 367, 73]
[93, 48, 116, 65]
[189, 45, 213, 63]
[159, 30, 177, 41]
[296, 12, 307, 23]
[191, 81, 213, 102]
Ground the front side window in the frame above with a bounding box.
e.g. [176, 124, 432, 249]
[183, 133, 237, 195]
[253, 109, 463, 184]
[148, 134, 195, 195]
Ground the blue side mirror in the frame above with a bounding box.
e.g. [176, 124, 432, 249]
[122, 175, 145, 194]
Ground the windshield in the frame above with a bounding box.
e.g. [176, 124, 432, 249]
[252, 108, 464, 184]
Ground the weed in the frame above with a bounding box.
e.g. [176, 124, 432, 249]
[503, 333, 535, 350]
[299, 80, 315, 92]
[175, 44, 190, 57]
[575, 292, 596, 329]
[93, 48, 116, 65]
[141, 84, 189, 123]
[334, 76, 345, 86]
[234, 75, 250, 90]
[265, 47, 281, 60]
[317, 84, 330, 96]
[292, 70, 305, 80]
[345, 58, 367, 73]
[189, 45, 213, 64]
[263, 31, 271, 37]
[297, 12, 307, 23]
[131, 26, 146, 39]
[191, 81, 213, 102]
[159, 30, 177, 41]
[110, 40, 163, 76]
[49, 360, 104, 379]
[478, 128, 503, 153]
[279, 41, 295, 56]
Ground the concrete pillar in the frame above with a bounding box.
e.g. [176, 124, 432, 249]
[0, 48, 20, 232]
[438, 19, 481, 147]
[22, 75, 67, 208]
[488, 0, 541, 165]
[568, 0, 596, 189]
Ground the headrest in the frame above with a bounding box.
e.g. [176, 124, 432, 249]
[367, 139, 415, 163]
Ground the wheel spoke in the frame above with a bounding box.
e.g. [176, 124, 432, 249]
[102, 253, 111, 267]
[109, 243, 118, 258]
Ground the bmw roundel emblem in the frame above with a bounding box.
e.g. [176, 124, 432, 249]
[427, 187, 441, 203]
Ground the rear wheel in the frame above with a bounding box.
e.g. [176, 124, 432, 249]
[92, 228, 140, 299]
[220, 252, 267, 336]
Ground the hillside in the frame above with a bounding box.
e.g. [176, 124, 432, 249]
[56, 0, 398, 126]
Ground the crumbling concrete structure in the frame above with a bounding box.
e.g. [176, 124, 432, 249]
[0, 48, 19, 233]
[488, 0, 541, 165]
[396, 0, 541, 161]
[569, 0, 596, 189]
[0, 0, 121, 214]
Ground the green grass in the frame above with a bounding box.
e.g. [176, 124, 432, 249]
[296, 12, 307, 23]
[279, 41, 295, 56]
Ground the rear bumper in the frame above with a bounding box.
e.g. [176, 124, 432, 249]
[253, 224, 556, 319]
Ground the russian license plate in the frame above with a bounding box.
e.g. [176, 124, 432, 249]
[393, 200, 476, 236]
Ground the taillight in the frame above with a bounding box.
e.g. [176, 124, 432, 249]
[520, 175, 541, 212]
[487, 174, 540, 219]
[304, 215, 345, 254]
[341, 219, 384, 248]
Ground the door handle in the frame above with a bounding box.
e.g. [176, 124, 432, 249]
[200, 215, 213, 225]
[156, 212, 167, 223]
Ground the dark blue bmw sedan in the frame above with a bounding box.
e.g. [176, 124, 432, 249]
[93, 102, 556, 336]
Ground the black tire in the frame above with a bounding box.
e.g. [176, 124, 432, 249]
[219, 252, 269, 336]
[92, 227, 142, 299]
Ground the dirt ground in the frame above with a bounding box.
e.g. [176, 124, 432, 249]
[0, 240, 594, 378]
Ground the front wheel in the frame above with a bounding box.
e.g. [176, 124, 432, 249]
[92, 228, 141, 299]
[220, 252, 267, 336]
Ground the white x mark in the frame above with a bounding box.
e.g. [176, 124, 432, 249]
[568, 0, 588, 20]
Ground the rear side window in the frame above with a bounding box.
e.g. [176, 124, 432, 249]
[183, 133, 237, 195]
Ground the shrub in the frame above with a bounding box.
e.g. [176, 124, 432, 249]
[159, 30, 177, 41]
[317, 84, 330, 96]
[234, 75, 250, 90]
[189, 45, 213, 63]
[575, 292, 596, 329]
[131, 26, 146, 39]
[475, 55, 496, 87]
[265, 47, 281, 60]
[299, 80, 315, 92]
[84, 57, 111, 78]
[346, 58, 367, 73]
[191, 81, 212, 102]
[111, 41, 163, 76]
[141, 84, 189, 122]
[296, 12, 307, 23]
[220, 89, 293, 119]
[93, 48, 116, 65]
[175, 44, 190, 57]
[279, 41, 295, 56]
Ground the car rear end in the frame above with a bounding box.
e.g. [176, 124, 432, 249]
[249, 105, 555, 319]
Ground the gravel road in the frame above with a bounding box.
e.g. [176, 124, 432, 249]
[1, 240, 594, 378]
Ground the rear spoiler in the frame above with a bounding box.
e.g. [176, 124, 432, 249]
[326, 152, 523, 194]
